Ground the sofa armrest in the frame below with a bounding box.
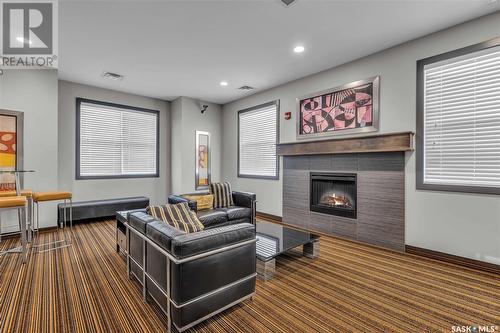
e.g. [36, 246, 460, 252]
[168, 195, 197, 211]
[171, 223, 255, 259]
[146, 220, 187, 252]
[232, 191, 256, 209]
[129, 211, 156, 234]
[126, 208, 146, 219]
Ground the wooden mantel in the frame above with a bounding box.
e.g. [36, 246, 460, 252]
[276, 132, 414, 156]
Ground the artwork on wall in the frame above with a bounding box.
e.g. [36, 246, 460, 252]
[195, 131, 211, 190]
[296, 76, 379, 139]
[0, 112, 21, 191]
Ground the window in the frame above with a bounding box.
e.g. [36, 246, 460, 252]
[76, 98, 159, 179]
[238, 101, 279, 179]
[417, 38, 500, 194]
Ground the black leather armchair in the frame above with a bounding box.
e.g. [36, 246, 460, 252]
[126, 211, 256, 332]
[168, 190, 256, 228]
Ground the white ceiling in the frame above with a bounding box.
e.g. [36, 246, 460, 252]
[58, 0, 500, 104]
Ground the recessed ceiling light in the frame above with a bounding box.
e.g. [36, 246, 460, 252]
[294, 45, 305, 53]
[220, 81, 228, 86]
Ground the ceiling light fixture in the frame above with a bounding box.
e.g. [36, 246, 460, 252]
[220, 81, 228, 86]
[101, 71, 124, 81]
[280, 0, 297, 7]
[294, 45, 305, 53]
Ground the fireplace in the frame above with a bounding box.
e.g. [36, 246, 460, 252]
[310, 172, 357, 219]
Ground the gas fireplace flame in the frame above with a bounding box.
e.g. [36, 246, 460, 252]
[320, 193, 353, 209]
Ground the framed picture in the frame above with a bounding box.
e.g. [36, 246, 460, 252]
[195, 131, 211, 190]
[0, 110, 23, 191]
[296, 76, 379, 139]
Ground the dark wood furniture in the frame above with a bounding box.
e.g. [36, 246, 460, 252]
[116, 210, 128, 255]
[277, 131, 414, 156]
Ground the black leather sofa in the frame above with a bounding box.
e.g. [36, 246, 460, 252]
[125, 193, 257, 332]
[168, 190, 256, 227]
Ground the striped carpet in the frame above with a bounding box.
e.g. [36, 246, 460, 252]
[1, 219, 499, 333]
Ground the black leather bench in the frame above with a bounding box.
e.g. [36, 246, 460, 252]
[57, 196, 150, 223]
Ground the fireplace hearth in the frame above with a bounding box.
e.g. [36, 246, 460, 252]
[310, 172, 357, 219]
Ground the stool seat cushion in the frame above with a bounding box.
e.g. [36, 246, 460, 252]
[33, 191, 72, 202]
[0, 189, 33, 198]
[0, 196, 27, 208]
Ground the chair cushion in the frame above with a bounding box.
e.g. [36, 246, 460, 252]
[33, 191, 72, 202]
[182, 194, 214, 211]
[216, 206, 252, 220]
[209, 182, 234, 208]
[0, 196, 26, 208]
[0, 189, 33, 198]
[147, 202, 204, 234]
[197, 209, 228, 228]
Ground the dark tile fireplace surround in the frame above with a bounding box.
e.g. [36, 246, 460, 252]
[283, 152, 405, 251]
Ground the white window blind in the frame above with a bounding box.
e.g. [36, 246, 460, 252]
[239, 102, 278, 178]
[78, 100, 158, 178]
[423, 45, 500, 188]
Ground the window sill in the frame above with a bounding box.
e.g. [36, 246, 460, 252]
[416, 182, 500, 195]
[76, 174, 160, 180]
[237, 174, 279, 181]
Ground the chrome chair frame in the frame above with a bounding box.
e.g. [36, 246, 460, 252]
[0, 201, 28, 263]
[33, 198, 73, 252]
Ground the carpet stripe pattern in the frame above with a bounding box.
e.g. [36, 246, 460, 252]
[1, 219, 499, 332]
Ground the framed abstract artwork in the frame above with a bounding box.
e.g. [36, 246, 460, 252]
[195, 131, 211, 190]
[0, 110, 23, 192]
[296, 76, 379, 139]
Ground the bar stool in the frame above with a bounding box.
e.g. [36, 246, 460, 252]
[0, 189, 34, 241]
[32, 191, 73, 252]
[0, 196, 28, 263]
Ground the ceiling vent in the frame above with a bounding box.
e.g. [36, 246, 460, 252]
[238, 85, 255, 91]
[101, 71, 124, 81]
[280, 0, 296, 7]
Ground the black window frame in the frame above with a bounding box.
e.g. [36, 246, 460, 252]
[416, 37, 500, 195]
[76, 97, 160, 180]
[237, 100, 280, 180]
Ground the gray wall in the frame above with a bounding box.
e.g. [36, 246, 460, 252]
[170, 97, 222, 194]
[222, 12, 500, 264]
[171, 97, 183, 194]
[58, 80, 170, 205]
[0, 69, 59, 230]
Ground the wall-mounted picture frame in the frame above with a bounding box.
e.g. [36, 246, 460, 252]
[0, 110, 24, 192]
[195, 130, 211, 190]
[296, 76, 380, 139]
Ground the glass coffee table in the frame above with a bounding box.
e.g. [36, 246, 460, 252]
[256, 220, 320, 280]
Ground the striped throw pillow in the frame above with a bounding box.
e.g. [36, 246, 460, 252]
[146, 202, 204, 233]
[209, 182, 234, 208]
